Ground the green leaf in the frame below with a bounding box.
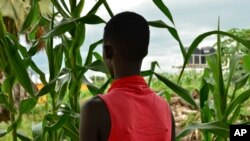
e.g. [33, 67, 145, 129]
[152, 0, 175, 25]
[0, 92, 12, 112]
[17, 131, 32, 141]
[84, 39, 103, 66]
[20, 0, 39, 32]
[93, 52, 103, 60]
[200, 76, 210, 109]
[76, 14, 106, 24]
[92, 78, 111, 95]
[62, 120, 79, 140]
[36, 68, 71, 97]
[176, 121, 229, 139]
[42, 14, 105, 38]
[154, 72, 199, 108]
[140, 70, 153, 77]
[243, 54, 250, 72]
[72, 0, 85, 17]
[2, 75, 15, 94]
[85, 60, 108, 74]
[74, 23, 85, 49]
[229, 105, 241, 123]
[234, 73, 249, 91]
[0, 13, 6, 38]
[52, 0, 70, 18]
[103, 0, 114, 17]
[206, 55, 223, 119]
[45, 115, 70, 131]
[178, 30, 250, 82]
[42, 18, 75, 38]
[225, 56, 241, 95]
[19, 98, 38, 114]
[148, 20, 185, 57]
[87, 0, 105, 15]
[4, 37, 35, 96]
[148, 61, 160, 86]
[224, 89, 250, 120]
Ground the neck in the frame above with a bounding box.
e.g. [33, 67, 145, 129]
[113, 61, 142, 80]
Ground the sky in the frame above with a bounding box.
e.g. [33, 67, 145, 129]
[32, 0, 250, 76]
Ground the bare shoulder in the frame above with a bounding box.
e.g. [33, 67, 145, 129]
[81, 96, 108, 116]
[80, 96, 111, 141]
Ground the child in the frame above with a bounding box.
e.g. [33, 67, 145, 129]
[80, 11, 175, 141]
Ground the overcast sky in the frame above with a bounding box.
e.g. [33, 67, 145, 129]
[32, 0, 250, 75]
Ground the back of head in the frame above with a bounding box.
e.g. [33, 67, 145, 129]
[104, 12, 150, 62]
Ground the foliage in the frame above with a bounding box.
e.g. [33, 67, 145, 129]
[0, 0, 250, 141]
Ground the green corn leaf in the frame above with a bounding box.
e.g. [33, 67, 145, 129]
[178, 30, 250, 83]
[87, 0, 105, 15]
[45, 114, 70, 131]
[148, 20, 185, 57]
[84, 39, 103, 66]
[243, 54, 250, 72]
[54, 44, 64, 75]
[43, 14, 104, 38]
[0, 93, 11, 112]
[42, 18, 76, 38]
[17, 131, 32, 141]
[74, 23, 86, 49]
[0, 13, 6, 38]
[36, 68, 71, 97]
[60, 0, 70, 14]
[93, 78, 111, 95]
[20, 0, 39, 32]
[103, 0, 114, 17]
[224, 89, 250, 120]
[52, 0, 70, 18]
[76, 14, 106, 24]
[19, 97, 38, 114]
[93, 52, 103, 60]
[225, 56, 241, 95]
[72, 0, 85, 18]
[234, 73, 249, 91]
[85, 60, 108, 74]
[206, 55, 223, 119]
[229, 105, 241, 123]
[2, 75, 15, 94]
[30, 61, 47, 84]
[82, 75, 99, 94]
[154, 72, 199, 108]
[152, 0, 175, 25]
[4, 37, 35, 96]
[62, 120, 79, 141]
[200, 77, 210, 109]
[148, 61, 160, 87]
[176, 121, 229, 139]
[140, 70, 153, 77]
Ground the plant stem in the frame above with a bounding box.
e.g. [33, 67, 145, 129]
[9, 92, 17, 141]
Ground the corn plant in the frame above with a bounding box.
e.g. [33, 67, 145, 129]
[150, 1, 250, 140]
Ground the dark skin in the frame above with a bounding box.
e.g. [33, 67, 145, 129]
[79, 40, 176, 141]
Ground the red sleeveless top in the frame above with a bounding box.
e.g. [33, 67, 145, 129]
[98, 75, 172, 141]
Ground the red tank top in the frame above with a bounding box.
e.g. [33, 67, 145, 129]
[98, 75, 172, 141]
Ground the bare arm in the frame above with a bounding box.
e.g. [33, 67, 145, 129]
[79, 96, 111, 141]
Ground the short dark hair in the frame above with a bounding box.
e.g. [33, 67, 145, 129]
[104, 11, 150, 61]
